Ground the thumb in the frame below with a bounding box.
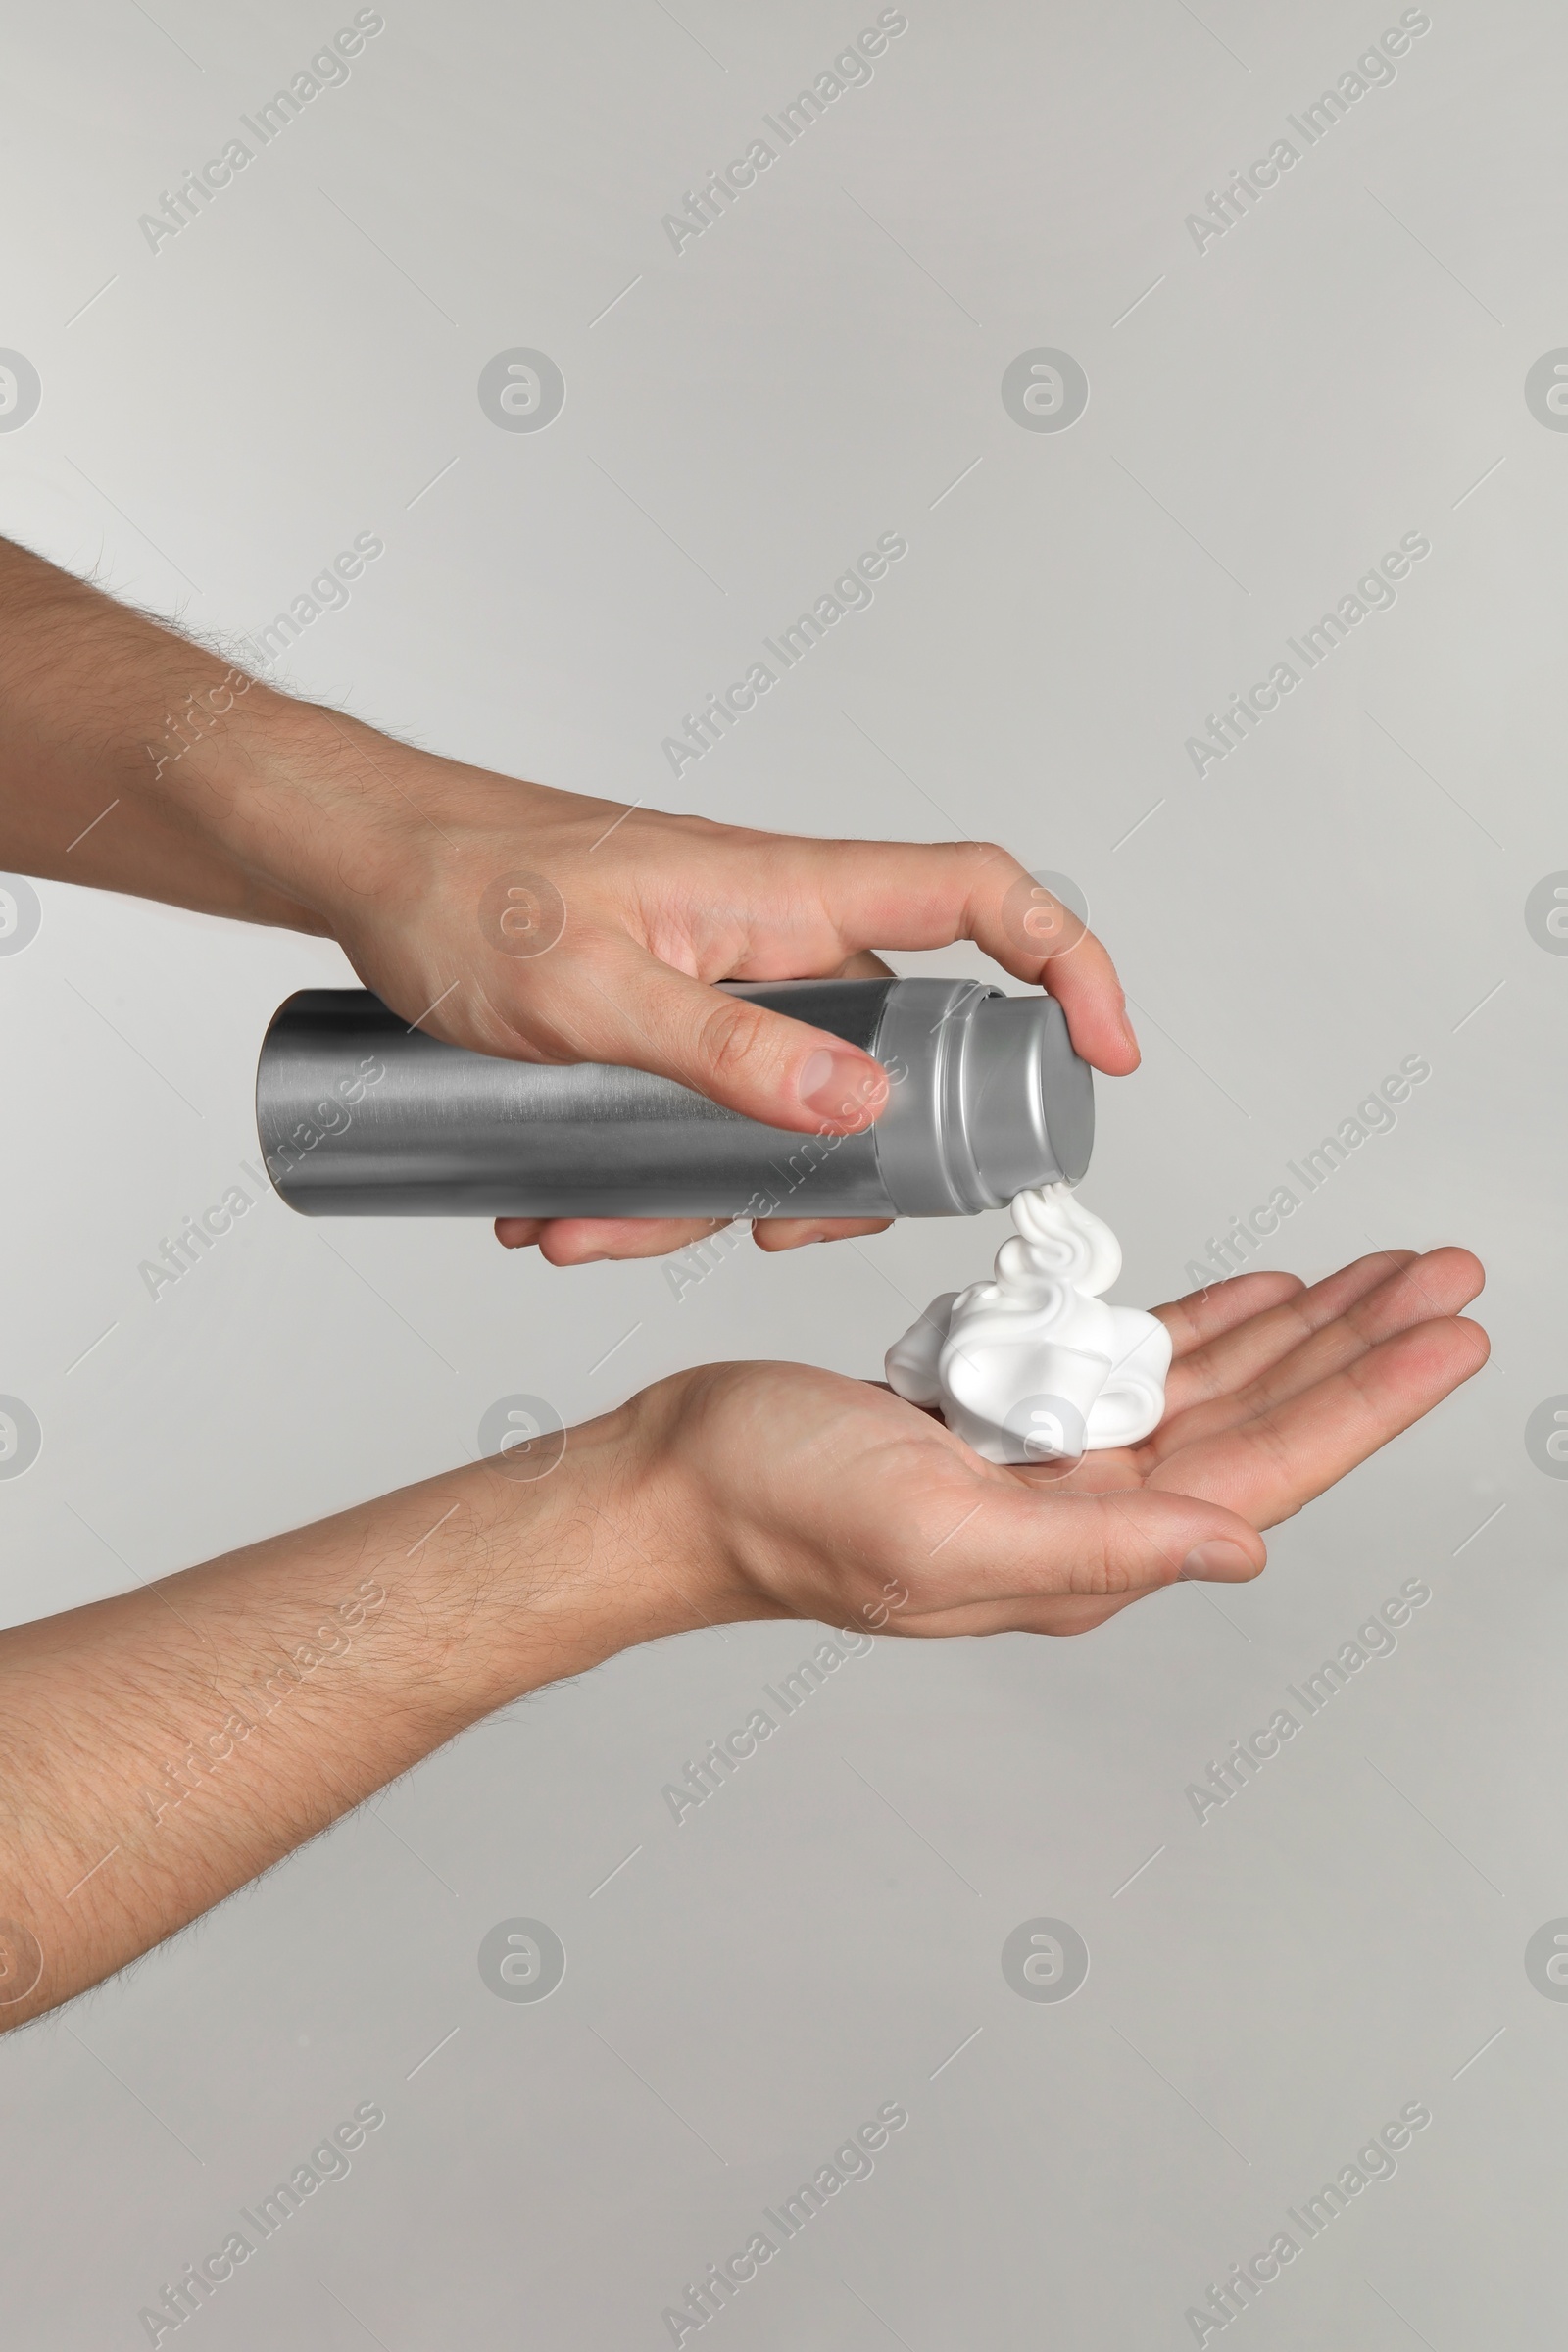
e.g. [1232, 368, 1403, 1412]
[1086, 1487, 1266, 1591]
[555, 939, 892, 1134]
[928, 1482, 1266, 1614]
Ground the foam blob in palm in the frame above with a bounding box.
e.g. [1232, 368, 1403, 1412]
[884, 1183, 1171, 1466]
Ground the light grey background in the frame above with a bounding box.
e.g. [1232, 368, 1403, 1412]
[0, 0, 1562, 2343]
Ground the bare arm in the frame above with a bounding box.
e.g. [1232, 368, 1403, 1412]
[0, 1409, 679, 2029]
[0, 1248, 1487, 2031]
[0, 532, 1138, 1262]
[0, 535, 326, 927]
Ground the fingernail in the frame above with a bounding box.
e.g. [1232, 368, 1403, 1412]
[1118, 1006, 1139, 1054]
[798, 1048, 888, 1123]
[1180, 1541, 1255, 1582]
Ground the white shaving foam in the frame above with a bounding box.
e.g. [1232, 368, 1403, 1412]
[884, 1182, 1171, 1465]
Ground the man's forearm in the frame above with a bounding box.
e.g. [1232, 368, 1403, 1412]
[0, 533, 368, 926]
[0, 1411, 696, 2030]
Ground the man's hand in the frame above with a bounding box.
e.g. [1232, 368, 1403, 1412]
[241, 710, 1137, 1266]
[0, 535, 1136, 1267]
[0, 1244, 1484, 2030]
[630, 1245, 1488, 1639]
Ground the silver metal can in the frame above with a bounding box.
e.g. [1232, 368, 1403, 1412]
[254, 978, 1093, 1219]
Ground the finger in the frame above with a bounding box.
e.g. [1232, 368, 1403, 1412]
[901, 1478, 1266, 1635]
[495, 1207, 896, 1260]
[1024, 1561, 1269, 1637]
[833, 950, 896, 979]
[1160, 1249, 1476, 1438]
[753, 1216, 893, 1251]
[1229, 1248, 1483, 1419]
[496, 1214, 740, 1262]
[525, 933, 895, 1137]
[1155, 1269, 1308, 1359]
[1020, 943, 1134, 1073]
[1160, 1250, 1416, 1417]
[793, 838, 1137, 1074]
[524, 1214, 743, 1266]
[1149, 1312, 1490, 1529]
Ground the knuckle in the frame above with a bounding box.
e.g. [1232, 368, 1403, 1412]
[695, 996, 778, 1088]
[969, 838, 1014, 870]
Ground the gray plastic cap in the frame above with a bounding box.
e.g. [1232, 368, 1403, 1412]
[869, 981, 1094, 1215]
[966, 991, 1094, 1195]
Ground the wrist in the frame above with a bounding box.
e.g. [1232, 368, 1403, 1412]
[567, 1374, 793, 1638]
[420, 1398, 742, 1714]
[138, 681, 403, 918]
[165, 688, 577, 947]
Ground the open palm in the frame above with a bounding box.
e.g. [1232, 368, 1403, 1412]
[645, 1248, 1487, 1641]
